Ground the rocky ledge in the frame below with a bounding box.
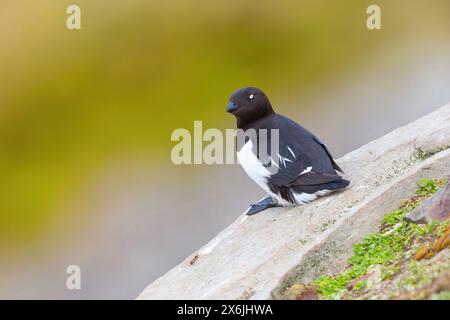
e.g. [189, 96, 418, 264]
[138, 103, 450, 300]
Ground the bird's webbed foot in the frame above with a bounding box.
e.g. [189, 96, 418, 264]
[245, 196, 281, 215]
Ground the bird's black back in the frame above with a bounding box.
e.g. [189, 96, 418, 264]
[252, 113, 340, 176]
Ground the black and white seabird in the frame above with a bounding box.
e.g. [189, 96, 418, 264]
[226, 87, 350, 215]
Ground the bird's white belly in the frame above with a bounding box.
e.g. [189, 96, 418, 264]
[237, 140, 290, 205]
[237, 140, 273, 194]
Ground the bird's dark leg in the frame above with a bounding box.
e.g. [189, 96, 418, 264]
[245, 196, 282, 215]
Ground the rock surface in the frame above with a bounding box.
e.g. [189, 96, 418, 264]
[405, 180, 450, 223]
[138, 103, 450, 300]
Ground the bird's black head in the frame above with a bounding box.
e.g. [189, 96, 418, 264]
[226, 87, 274, 127]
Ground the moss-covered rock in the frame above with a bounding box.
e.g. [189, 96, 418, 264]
[282, 178, 450, 300]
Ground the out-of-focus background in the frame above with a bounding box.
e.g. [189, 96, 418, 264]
[0, 0, 449, 299]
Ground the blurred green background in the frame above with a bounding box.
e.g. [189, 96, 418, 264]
[0, 0, 449, 298]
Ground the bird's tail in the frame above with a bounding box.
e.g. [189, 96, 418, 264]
[322, 178, 350, 190]
[292, 178, 350, 194]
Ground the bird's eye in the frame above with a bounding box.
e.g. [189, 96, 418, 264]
[249, 94, 255, 101]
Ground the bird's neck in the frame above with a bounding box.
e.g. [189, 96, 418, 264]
[237, 111, 275, 130]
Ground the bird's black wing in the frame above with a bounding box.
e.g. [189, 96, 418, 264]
[265, 134, 344, 187]
[256, 113, 344, 188]
[267, 150, 344, 187]
[311, 136, 343, 173]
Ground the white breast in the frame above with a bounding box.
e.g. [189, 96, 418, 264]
[237, 140, 272, 194]
[237, 140, 331, 207]
[237, 140, 305, 206]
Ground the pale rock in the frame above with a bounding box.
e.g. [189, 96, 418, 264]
[138, 103, 450, 300]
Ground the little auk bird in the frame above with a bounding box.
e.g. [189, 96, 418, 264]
[226, 87, 350, 215]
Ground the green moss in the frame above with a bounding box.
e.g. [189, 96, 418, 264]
[353, 280, 367, 290]
[382, 209, 406, 228]
[298, 238, 309, 245]
[314, 178, 447, 299]
[416, 178, 442, 196]
[318, 219, 336, 232]
[437, 221, 450, 236]
[409, 147, 449, 164]
[431, 291, 450, 300]
[381, 265, 401, 281]
[400, 261, 434, 289]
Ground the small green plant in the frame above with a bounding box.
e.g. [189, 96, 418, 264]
[431, 291, 450, 300]
[353, 280, 367, 290]
[436, 221, 449, 236]
[381, 265, 401, 281]
[416, 178, 441, 196]
[382, 209, 405, 228]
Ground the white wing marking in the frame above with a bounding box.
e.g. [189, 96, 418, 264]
[277, 153, 293, 168]
[299, 166, 312, 175]
[287, 146, 296, 159]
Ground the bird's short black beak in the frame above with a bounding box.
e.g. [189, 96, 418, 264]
[226, 101, 238, 113]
